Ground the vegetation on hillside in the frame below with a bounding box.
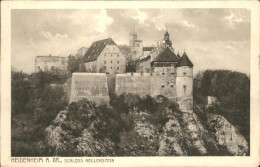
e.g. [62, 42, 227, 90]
[193, 70, 250, 142]
[11, 70, 68, 156]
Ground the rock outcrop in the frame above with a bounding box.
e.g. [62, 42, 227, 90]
[207, 114, 248, 155]
[45, 99, 249, 156]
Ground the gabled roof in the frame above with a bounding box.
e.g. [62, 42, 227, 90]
[143, 47, 154, 52]
[176, 52, 193, 67]
[83, 38, 116, 62]
[153, 47, 180, 62]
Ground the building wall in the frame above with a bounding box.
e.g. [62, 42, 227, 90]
[129, 34, 137, 47]
[131, 41, 143, 60]
[84, 60, 97, 72]
[115, 71, 177, 100]
[70, 73, 109, 104]
[84, 44, 126, 74]
[35, 56, 68, 72]
[116, 73, 152, 96]
[97, 45, 126, 74]
[176, 66, 193, 111]
[151, 68, 177, 100]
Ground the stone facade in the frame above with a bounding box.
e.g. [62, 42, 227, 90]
[70, 73, 109, 104]
[129, 32, 143, 60]
[35, 55, 68, 72]
[82, 38, 126, 74]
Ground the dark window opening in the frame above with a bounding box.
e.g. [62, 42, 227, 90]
[183, 72, 186, 75]
[183, 85, 186, 95]
[161, 85, 165, 88]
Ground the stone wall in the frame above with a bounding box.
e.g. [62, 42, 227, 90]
[70, 73, 109, 104]
[84, 45, 126, 74]
[116, 73, 152, 96]
[115, 72, 177, 100]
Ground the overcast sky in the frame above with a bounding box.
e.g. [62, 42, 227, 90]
[11, 9, 250, 74]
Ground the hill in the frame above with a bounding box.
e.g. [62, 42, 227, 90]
[11, 70, 250, 156]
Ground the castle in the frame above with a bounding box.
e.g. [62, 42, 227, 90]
[70, 30, 194, 112]
[35, 55, 68, 72]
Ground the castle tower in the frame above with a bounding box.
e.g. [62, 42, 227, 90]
[129, 29, 137, 47]
[129, 28, 143, 60]
[176, 51, 193, 111]
[163, 31, 172, 49]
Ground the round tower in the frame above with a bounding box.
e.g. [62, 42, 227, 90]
[176, 51, 194, 111]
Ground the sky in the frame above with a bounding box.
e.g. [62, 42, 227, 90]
[11, 8, 251, 75]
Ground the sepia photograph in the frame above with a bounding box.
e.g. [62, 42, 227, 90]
[1, 1, 260, 167]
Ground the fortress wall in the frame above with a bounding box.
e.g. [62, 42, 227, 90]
[151, 74, 177, 100]
[176, 77, 193, 98]
[115, 73, 177, 100]
[115, 74, 152, 96]
[70, 73, 109, 104]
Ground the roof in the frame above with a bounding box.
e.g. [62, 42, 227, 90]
[83, 38, 116, 62]
[177, 52, 181, 58]
[143, 47, 154, 51]
[138, 55, 151, 63]
[176, 52, 193, 67]
[153, 47, 180, 62]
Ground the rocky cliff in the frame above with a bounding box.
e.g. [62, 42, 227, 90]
[45, 96, 249, 156]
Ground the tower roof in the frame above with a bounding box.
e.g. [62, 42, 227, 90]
[164, 31, 169, 36]
[153, 47, 180, 62]
[83, 38, 116, 62]
[176, 52, 193, 67]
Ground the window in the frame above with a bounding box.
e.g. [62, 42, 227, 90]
[183, 85, 186, 95]
[170, 84, 174, 88]
[111, 66, 113, 69]
[171, 68, 174, 74]
[161, 84, 165, 88]
[162, 68, 165, 75]
[104, 61, 106, 64]
[111, 61, 113, 63]
[183, 72, 186, 75]
[117, 67, 119, 70]
[117, 61, 119, 64]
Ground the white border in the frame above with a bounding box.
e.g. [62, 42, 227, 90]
[1, 1, 259, 167]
